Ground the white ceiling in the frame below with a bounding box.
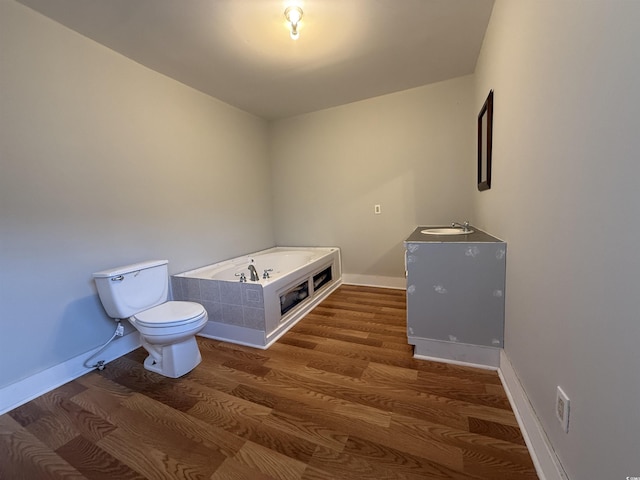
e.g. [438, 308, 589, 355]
[16, 0, 494, 120]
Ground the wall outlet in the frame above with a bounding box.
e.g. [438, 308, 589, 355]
[556, 386, 570, 433]
[374, 204, 381, 215]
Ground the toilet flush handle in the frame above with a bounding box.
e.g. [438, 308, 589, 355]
[111, 275, 124, 282]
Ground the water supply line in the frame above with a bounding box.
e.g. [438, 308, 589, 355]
[83, 320, 124, 370]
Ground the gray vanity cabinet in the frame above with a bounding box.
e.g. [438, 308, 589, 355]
[404, 227, 506, 367]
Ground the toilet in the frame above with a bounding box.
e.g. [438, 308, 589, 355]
[93, 259, 208, 378]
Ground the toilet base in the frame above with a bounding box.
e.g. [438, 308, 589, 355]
[142, 336, 202, 378]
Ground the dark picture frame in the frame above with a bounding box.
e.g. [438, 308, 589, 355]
[477, 90, 493, 191]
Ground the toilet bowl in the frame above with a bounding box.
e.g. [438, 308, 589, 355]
[131, 301, 208, 377]
[93, 260, 208, 378]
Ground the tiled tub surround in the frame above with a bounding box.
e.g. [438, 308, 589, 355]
[172, 247, 342, 348]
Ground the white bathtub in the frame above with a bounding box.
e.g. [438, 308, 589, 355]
[191, 249, 329, 283]
[172, 247, 342, 348]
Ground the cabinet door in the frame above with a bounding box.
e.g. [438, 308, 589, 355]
[406, 242, 505, 348]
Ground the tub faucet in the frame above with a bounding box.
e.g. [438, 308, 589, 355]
[451, 221, 471, 232]
[247, 264, 259, 281]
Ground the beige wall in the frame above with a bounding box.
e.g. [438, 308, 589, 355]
[269, 76, 475, 285]
[0, 1, 274, 387]
[474, 1, 640, 478]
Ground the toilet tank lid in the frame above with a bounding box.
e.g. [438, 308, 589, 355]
[93, 259, 168, 278]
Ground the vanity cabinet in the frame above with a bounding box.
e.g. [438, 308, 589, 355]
[404, 226, 506, 367]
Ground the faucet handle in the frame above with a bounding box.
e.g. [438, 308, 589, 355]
[451, 220, 471, 232]
[263, 269, 273, 279]
[235, 272, 247, 282]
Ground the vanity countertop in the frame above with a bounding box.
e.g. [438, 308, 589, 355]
[405, 226, 504, 244]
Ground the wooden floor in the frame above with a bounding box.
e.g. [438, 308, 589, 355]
[0, 285, 538, 480]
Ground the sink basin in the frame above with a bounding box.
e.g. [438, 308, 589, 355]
[421, 227, 474, 235]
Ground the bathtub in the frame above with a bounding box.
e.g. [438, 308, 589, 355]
[171, 247, 342, 349]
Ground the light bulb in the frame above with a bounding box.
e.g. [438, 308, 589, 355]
[284, 6, 303, 40]
[286, 7, 301, 25]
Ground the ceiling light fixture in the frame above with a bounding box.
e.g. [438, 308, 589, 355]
[284, 6, 303, 40]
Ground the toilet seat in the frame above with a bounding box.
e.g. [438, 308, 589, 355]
[133, 301, 206, 328]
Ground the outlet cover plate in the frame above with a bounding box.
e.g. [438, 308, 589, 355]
[556, 386, 570, 433]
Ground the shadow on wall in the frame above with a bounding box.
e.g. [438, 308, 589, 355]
[55, 294, 133, 361]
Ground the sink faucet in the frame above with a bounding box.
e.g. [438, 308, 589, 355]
[451, 221, 471, 232]
[247, 264, 259, 281]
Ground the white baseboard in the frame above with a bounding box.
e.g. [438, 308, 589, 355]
[411, 337, 501, 368]
[0, 332, 141, 415]
[413, 353, 498, 371]
[498, 349, 568, 480]
[342, 274, 406, 290]
[199, 322, 267, 349]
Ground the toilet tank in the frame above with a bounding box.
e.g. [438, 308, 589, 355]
[93, 260, 169, 319]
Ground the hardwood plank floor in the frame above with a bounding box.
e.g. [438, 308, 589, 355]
[0, 285, 538, 479]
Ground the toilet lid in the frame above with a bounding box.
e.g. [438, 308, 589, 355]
[133, 301, 206, 328]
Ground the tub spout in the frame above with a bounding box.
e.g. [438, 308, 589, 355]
[247, 264, 259, 281]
